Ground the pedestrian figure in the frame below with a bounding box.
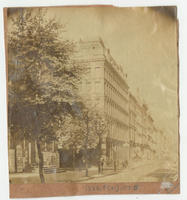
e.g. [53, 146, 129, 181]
[78, 158, 82, 171]
[114, 160, 117, 171]
[97, 159, 101, 174]
[101, 157, 104, 173]
[125, 160, 128, 168]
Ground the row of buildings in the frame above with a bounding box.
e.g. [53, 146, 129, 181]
[75, 38, 167, 166]
[8, 38, 167, 173]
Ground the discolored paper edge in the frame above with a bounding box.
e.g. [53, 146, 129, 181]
[3, 5, 180, 198]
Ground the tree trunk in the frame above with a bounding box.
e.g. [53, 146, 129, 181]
[98, 161, 101, 174]
[36, 141, 45, 183]
[72, 148, 75, 170]
[85, 162, 88, 177]
[97, 136, 102, 174]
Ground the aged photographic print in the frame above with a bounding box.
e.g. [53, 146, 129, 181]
[5, 5, 179, 197]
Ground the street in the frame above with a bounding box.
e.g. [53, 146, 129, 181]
[10, 159, 178, 184]
[81, 159, 178, 183]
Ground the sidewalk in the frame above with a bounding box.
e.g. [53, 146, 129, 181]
[10, 166, 121, 184]
[10, 160, 159, 184]
[70, 167, 120, 183]
[128, 159, 159, 170]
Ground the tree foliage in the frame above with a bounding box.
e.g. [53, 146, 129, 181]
[8, 8, 83, 182]
[8, 8, 83, 143]
[8, 8, 110, 181]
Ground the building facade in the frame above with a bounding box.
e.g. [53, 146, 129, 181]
[8, 131, 59, 173]
[129, 93, 158, 162]
[74, 39, 130, 166]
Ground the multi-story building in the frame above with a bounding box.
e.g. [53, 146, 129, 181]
[146, 115, 155, 159]
[129, 92, 158, 161]
[74, 38, 130, 166]
[74, 38, 163, 166]
[129, 93, 144, 160]
[129, 93, 137, 160]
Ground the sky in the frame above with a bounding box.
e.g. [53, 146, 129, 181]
[8, 6, 179, 149]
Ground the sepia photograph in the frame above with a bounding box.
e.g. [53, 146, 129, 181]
[5, 5, 179, 197]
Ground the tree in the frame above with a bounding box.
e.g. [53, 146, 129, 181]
[91, 112, 109, 173]
[57, 114, 84, 169]
[55, 101, 109, 176]
[8, 8, 83, 183]
[71, 102, 109, 176]
[80, 108, 97, 177]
